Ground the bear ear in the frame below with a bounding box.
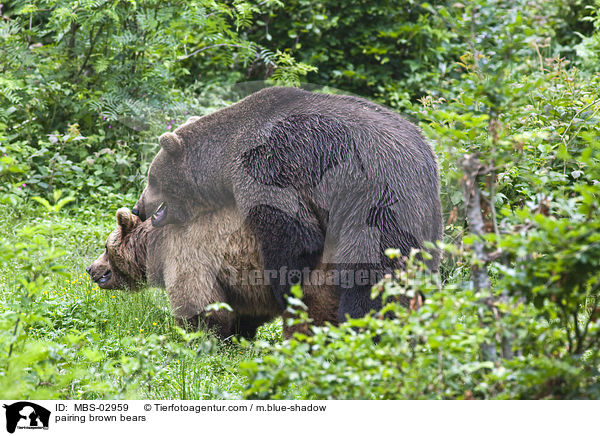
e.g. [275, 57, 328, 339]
[116, 207, 136, 234]
[158, 132, 183, 156]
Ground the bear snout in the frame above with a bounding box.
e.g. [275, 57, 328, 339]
[86, 261, 113, 288]
[150, 201, 168, 227]
[96, 270, 112, 285]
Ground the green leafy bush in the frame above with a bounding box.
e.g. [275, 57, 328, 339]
[0, 0, 314, 202]
[241, 253, 599, 399]
[249, 0, 589, 108]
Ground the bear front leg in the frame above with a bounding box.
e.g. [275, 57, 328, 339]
[245, 203, 324, 310]
[164, 269, 237, 340]
[198, 309, 237, 340]
[174, 307, 237, 340]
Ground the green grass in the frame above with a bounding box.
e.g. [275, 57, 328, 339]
[0, 201, 285, 399]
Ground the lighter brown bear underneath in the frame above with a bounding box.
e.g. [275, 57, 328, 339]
[87, 206, 339, 339]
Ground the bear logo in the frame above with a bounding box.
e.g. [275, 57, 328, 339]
[3, 402, 50, 433]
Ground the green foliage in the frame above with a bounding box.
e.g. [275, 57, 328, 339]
[420, 29, 600, 356]
[249, 0, 582, 108]
[0, 0, 313, 203]
[242, 254, 599, 399]
[0, 191, 103, 398]
[250, 0, 454, 108]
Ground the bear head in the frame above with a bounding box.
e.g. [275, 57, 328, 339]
[134, 131, 198, 227]
[87, 208, 146, 290]
[133, 115, 211, 227]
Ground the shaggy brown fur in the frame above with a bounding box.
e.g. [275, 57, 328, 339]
[87, 207, 338, 339]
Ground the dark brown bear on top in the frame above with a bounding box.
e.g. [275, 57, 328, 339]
[133, 86, 443, 322]
[87, 207, 338, 339]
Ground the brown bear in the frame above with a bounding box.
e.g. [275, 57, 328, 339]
[132, 86, 443, 322]
[87, 207, 339, 339]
